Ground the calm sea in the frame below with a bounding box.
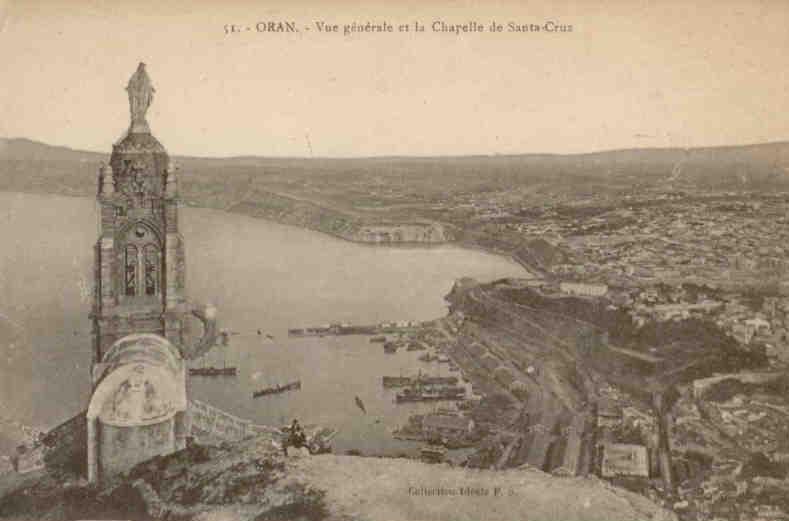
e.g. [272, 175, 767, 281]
[0, 192, 526, 455]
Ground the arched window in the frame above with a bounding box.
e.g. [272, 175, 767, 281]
[124, 245, 138, 296]
[121, 223, 161, 299]
[143, 244, 159, 296]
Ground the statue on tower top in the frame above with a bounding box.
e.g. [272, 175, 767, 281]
[126, 62, 155, 134]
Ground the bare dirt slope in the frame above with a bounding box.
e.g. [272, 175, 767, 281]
[289, 454, 676, 521]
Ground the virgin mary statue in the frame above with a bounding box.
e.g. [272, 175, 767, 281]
[126, 62, 155, 133]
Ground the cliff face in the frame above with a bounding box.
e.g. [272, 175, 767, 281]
[0, 434, 676, 521]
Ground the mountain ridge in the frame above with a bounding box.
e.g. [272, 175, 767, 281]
[3, 135, 789, 163]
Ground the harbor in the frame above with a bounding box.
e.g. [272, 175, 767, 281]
[190, 308, 485, 459]
[0, 191, 528, 473]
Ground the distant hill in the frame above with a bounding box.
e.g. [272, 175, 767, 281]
[3, 137, 789, 194]
[0, 138, 105, 162]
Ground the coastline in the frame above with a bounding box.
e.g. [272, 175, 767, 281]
[0, 189, 539, 275]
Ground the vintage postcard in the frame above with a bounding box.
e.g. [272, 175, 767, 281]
[1, 0, 789, 520]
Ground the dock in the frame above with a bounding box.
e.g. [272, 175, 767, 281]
[382, 375, 459, 388]
[288, 320, 421, 338]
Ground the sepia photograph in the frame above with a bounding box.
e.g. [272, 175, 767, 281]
[1, 0, 789, 519]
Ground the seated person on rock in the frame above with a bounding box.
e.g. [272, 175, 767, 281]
[283, 419, 307, 455]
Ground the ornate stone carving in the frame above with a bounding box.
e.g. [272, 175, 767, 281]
[118, 160, 154, 206]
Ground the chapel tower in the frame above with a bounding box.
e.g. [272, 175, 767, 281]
[91, 62, 189, 363]
[85, 64, 219, 485]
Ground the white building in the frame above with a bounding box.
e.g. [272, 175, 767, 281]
[560, 282, 608, 297]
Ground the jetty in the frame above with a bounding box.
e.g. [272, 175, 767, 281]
[396, 385, 466, 403]
[382, 375, 458, 388]
[288, 320, 420, 338]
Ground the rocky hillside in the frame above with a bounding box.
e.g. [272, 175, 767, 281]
[0, 433, 676, 521]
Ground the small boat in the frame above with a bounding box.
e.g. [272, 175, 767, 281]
[190, 349, 236, 377]
[253, 380, 301, 398]
[189, 366, 237, 376]
[369, 335, 386, 343]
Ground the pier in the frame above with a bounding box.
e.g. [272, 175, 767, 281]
[288, 320, 421, 338]
[382, 375, 459, 388]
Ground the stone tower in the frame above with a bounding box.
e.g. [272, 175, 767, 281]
[86, 63, 219, 484]
[91, 62, 190, 363]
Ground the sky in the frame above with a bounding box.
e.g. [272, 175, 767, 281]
[1, 0, 788, 158]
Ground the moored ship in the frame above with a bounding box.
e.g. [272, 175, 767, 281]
[190, 348, 236, 377]
[189, 366, 237, 376]
[253, 380, 301, 398]
[395, 385, 465, 403]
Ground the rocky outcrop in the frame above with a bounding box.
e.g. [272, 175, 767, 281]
[0, 435, 676, 521]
